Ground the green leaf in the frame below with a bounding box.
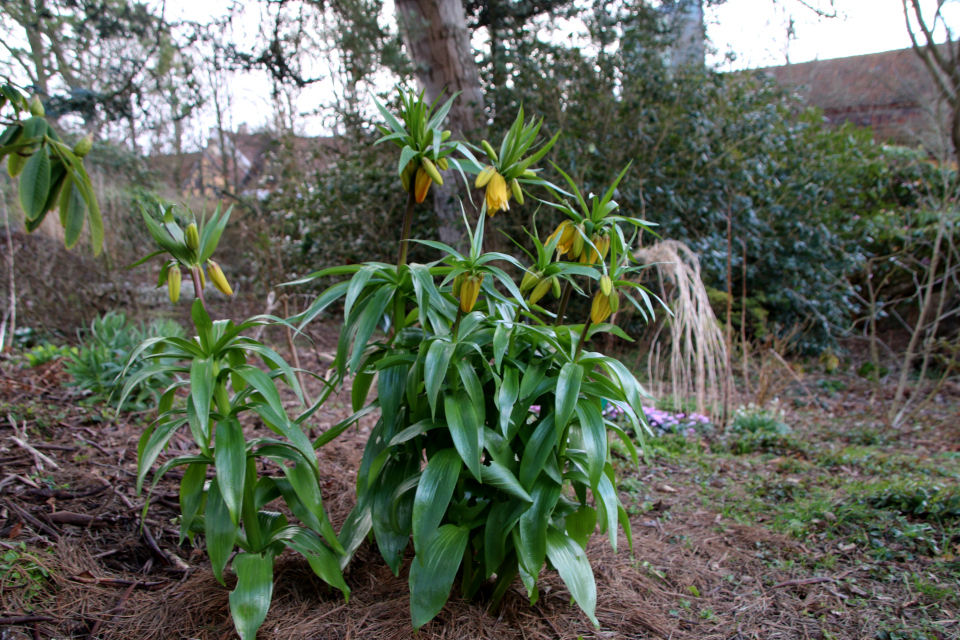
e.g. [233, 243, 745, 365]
[19, 148, 50, 220]
[272, 477, 343, 554]
[497, 367, 519, 437]
[481, 460, 532, 503]
[215, 417, 247, 526]
[178, 462, 207, 544]
[190, 358, 214, 442]
[412, 448, 461, 554]
[349, 284, 394, 374]
[444, 391, 482, 481]
[425, 340, 455, 417]
[371, 456, 418, 575]
[574, 401, 607, 489]
[493, 324, 511, 371]
[484, 498, 530, 575]
[336, 495, 372, 570]
[273, 526, 350, 599]
[517, 476, 561, 583]
[387, 419, 443, 447]
[545, 528, 598, 627]
[519, 413, 557, 490]
[565, 505, 597, 550]
[409, 524, 469, 629]
[284, 460, 325, 524]
[595, 471, 620, 553]
[60, 176, 87, 249]
[229, 553, 274, 640]
[136, 417, 186, 494]
[206, 478, 238, 585]
[555, 363, 584, 435]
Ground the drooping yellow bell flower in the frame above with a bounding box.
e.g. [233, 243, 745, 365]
[547, 220, 576, 256]
[591, 291, 612, 324]
[484, 171, 510, 216]
[414, 167, 432, 203]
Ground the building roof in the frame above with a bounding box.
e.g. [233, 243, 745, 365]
[761, 46, 946, 149]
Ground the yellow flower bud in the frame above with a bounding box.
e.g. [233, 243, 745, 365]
[571, 224, 586, 259]
[73, 133, 93, 158]
[600, 274, 612, 297]
[475, 165, 496, 188]
[437, 157, 449, 171]
[168, 266, 181, 303]
[441, 130, 452, 142]
[422, 157, 443, 185]
[484, 171, 510, 216]
[528, 277, 552, 305]
[29, 95, 44, 117]
[597, 234, 610, 260]
[207, 260, 233, 296]
[551, 276, 561, 298]
[452, 272, 465, 296]
[609, 290, 620, 314]
[510, 178, 524, 205]
[185, 222, 200, 251]
[481, 140, 499, 163]
[415, 167, 432, 203]
[591, 292, 612, 324]
[197, 265, 206, 289]
[460, 274, 483, 313]
[401, 160, 416, 192]
[522, 169, 537, 178]
[520, 269, 541, 293]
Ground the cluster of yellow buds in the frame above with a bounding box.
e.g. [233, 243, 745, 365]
[402, 156, 448, 204]
[528, 275, 561, 305]
[590, 288, 619, 324]
[453, 272, 484, 313]
[581, 233, 610, 265]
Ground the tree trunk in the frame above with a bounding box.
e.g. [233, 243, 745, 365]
[395, 0, 485, 247]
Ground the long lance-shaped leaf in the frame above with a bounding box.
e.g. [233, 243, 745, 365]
[273, 477, 344, 555]
[424, 339, 455, 417]
[190, 357, 214, 442]
[206, 478, 238, 585]
[481, 461, 532, 503]
[215, 417, 247, 526]
[409, 524, 469, 629]
[555, 362, 584, 438]
[519, 413, 557, 491]
[517, 476, 561, 585]
[545, 527, 598, 627]
[178, 462, 207, 544]
[229, 553, 274, 640]
[412, 448, 461, 554]
[272, 526, 350, 598]
[444, 391, 483, 481]
[574, 401, 607, 489]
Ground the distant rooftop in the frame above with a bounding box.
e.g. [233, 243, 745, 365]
[760, 46, 946, 151]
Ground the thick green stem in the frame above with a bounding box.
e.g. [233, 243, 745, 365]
[397, 187, 417, 270]
[190, 266, 208, 314]
[452, 307, 464, 341]
[554, 280, 573, 326]
[574, 317, 592, 361]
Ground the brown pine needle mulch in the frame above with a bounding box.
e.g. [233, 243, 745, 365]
[2, 354, 958, 640]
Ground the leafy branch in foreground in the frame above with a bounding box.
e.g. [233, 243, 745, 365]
[0, 81, 103, 254]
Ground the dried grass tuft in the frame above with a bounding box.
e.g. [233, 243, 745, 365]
[634, 240, 730, 420]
